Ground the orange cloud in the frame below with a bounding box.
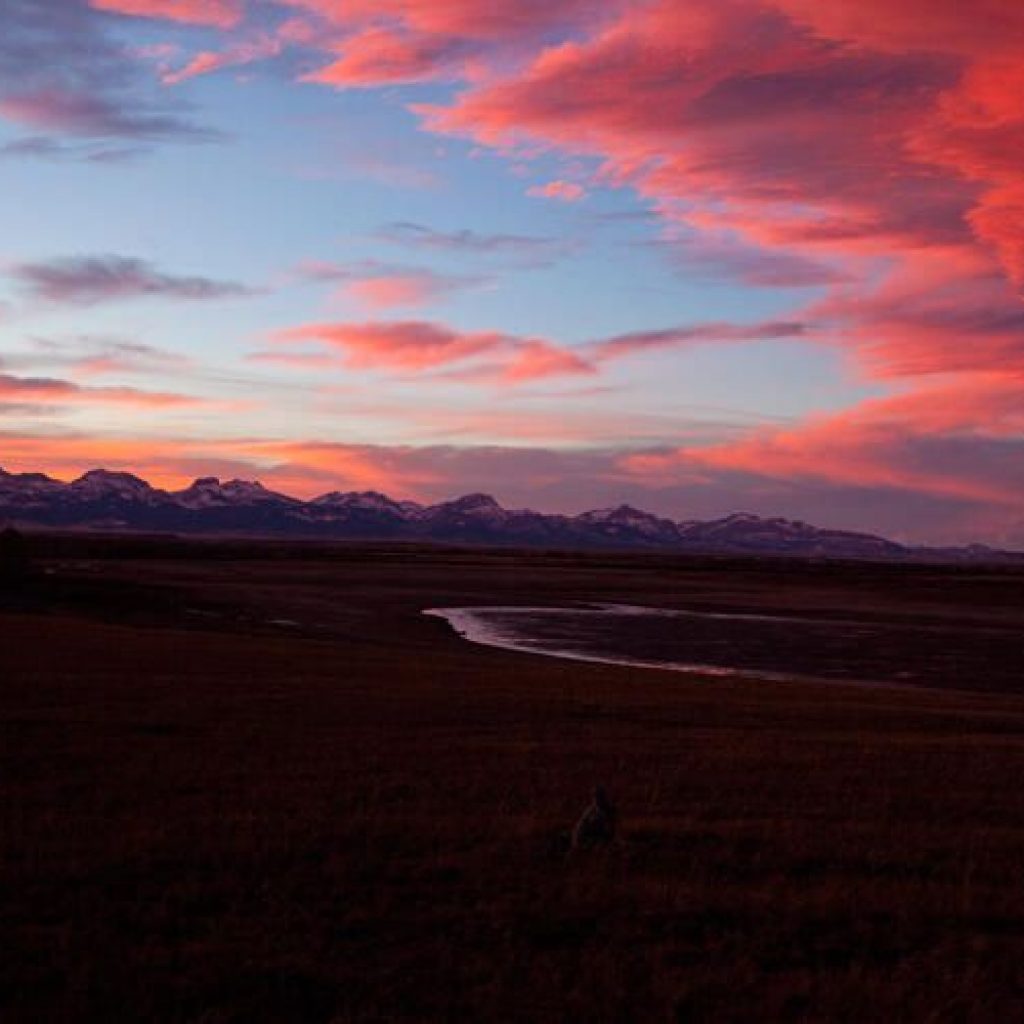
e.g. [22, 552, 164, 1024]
[0, 434, 444, 502]
[0, 435, 278, 494]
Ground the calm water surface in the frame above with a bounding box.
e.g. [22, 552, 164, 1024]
[425, 604, 1024, 693]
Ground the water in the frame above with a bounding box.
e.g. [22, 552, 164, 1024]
[424, 603, 1024, 693]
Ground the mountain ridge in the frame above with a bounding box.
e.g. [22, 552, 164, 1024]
[0, 466, 1016, 562]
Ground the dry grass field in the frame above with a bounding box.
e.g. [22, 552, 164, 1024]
[3, 536, 1024, 1021]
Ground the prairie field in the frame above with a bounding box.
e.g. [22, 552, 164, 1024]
[3, 536, 1024, 1021]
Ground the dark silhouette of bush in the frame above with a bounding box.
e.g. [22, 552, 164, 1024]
[572, 784, 617, 850]
[0, 526, 32, 585]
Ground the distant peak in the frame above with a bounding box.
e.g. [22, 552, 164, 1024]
[580, 504, 660, 522]
[80, 468, 142, 481]
[74, 468, 151, 489]
[224, 478, 267, 490]
[452, 492, 502, 509]
[608, 504, 654, 518]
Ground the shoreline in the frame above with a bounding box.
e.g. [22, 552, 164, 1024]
[424, 604, 890, 690]
[423, 602, 1024, 697]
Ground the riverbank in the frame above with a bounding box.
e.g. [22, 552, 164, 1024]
[425, 601, 1024, 693]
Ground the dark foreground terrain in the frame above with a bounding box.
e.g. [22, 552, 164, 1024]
[3, 535, 1024, 1021]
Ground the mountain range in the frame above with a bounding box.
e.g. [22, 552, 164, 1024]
[0, 467, 1013, 562]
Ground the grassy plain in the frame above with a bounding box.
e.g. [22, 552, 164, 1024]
[3, 537, 1024, 1021]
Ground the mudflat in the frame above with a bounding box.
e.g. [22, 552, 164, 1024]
[3, 536, 1024, 1021]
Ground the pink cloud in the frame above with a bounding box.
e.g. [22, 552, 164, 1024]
[344, 275, 453, 309]
[302, 28, 467, 88]
[296, 260, 483, 309]
[279, 0, 600, 41]
[13, 0, 1024, 543]
[527, 180, 585, 202]
[162, 35, 282, 85]
[412, 1, 981, 279]
[774, 0, 1024, 57]
[400, 0, 1024, 500]
[275, 321, 508, 371]
[277, 0, 626, 97]
[268, 314, 798, 384]
[500, 340, 595, 382]
[0, 372, 206, 409]
[625, 376, 1024, 508]
[90, 0, 244, 28]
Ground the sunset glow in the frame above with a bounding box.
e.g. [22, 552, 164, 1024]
[3, 0, 1024, 543]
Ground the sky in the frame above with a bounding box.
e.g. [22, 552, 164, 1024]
[1, 0, 1023, 545]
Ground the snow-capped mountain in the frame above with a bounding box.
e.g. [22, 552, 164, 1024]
[311, 490, 419, 517]
[68, 469, 164, 505]
[578, 505, 683, 545]
[2, 469, 173, 525]
[417, 493, 513, 532]
[173, 477, 298, 510]
[303, 489, 422, 536]
[0, 468, 66, 510]
[676, 513, 906, 558]
[0, 466, 1015, 561]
